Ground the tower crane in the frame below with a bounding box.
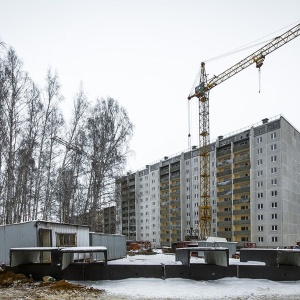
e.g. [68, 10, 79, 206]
[188, 22, 300, 240]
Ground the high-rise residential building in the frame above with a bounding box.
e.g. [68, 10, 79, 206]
[116, 116, 300, 248]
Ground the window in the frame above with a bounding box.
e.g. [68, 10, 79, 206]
[257, 159, 263, 166]
[194, 158, 198, 163]
[271, 225, 278, 231]
[258, 192, 263, 198]
[258, 237, 264, 242]
[241, 216, 249, 220]
[271, 167, 277, 174]
[271, 155, 277, 162]
[225, 227, 231, 232]
[258, 214, 263, 220]
[271, 132, 276, 139]
[257, 181, 263, 188]
[194, 167, 198, 172]
[194, 176, 198, 180]
[258, 203, 263, 209]
[257, 148, 262, 154]
[257, 170, 263, 177]
[271, 190, 277, 197]
[258, 225, 263, 231]
[272, 213, 278, 219]
[241, 237, 249, 242]
[186, 170, 189, 174]
[241, 205, 248, 209]
[271, 179, 277, 185]
[224, 207, 231, 212]
[271, 144, 277, 151]
[272, 236, 278, 242]
[56, 233, 77, 247]
[224, 217, 231, 221]
[271, 202, 278, 208]
[257, 137, 262, 143]
[194, 185, 199, 190]
[241, 227, 248, 231]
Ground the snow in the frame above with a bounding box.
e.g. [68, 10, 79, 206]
[77, 251, 300, 299]
[87, 278, 300, 300]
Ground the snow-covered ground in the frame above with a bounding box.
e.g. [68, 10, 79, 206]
[78, 251, 300, 299]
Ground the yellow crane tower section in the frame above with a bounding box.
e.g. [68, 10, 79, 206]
[188, 22, 300, 240]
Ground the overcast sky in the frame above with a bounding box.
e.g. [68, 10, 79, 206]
[1, 0, 300, 172]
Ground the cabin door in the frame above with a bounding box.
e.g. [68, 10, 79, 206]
[38, 229, 52, 262]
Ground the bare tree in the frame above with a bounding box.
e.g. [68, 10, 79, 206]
[33, 69, 63, 220]
[1, 49, 29, 224]
[84, 97, 133, 231]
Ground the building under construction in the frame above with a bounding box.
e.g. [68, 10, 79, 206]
[116, 115, 300, 248]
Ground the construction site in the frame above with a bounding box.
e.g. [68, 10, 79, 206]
[1, 2, 300, 299]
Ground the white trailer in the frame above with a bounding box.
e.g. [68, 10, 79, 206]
[0, 220, 89, 265]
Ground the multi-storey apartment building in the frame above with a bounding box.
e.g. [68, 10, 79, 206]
[116, 116, 300, 248]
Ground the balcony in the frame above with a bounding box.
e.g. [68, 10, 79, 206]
[160, 225, 169, 230]
[217, 179, 232, 187]
[160, 217, 169, 222]
[170, 217, 179, 221]
[233, 177, 250, 184]
[217, 169, 232, 177]
[170, 208, 180, 213]
[170, 199, 180, 205]
[216, 148, 231, 158]
[160, 201, 169, 206]
[233, 165, 250, 174]
[233, 187, 250, 195]
[128, 181, 135, 186]
[234, 230, 250, 236]
[170, 182, 180, 188]
[217, 159, 231, 167]
[217, 190, 232, 197]
[217, 221, 232, 227]
[233, 209, 250, 215]
[233, 219, 250, 225]
[160, 184, 169, 191]
[170, 165, 180, 172]
[160, 168, 169, 175]
[161, 193, 169, 199]
[170, 191, 180, 197]
[170, 173, 180, 180]
[233, 143, 249, 152]
[160, 234, 170, 239]
[233, 198, 250, 205]
[233, 154, 250, 163]
[160, 175, 169, 183]
[217, 231, 232, 238]
[217, 211, 232, 216]
[217, 201, 232, 207]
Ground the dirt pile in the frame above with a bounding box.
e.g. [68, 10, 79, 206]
[0, 270, 106, 300]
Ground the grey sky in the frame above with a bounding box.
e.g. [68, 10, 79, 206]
[1, 0, 300, 171]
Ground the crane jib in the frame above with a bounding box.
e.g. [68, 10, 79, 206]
[192, 22, 300, 96]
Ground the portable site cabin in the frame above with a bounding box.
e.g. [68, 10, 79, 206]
[0, 220, 89, 265]
[89, 232, 126, 260]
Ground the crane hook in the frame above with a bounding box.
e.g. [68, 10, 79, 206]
[255, 56, 265, 93]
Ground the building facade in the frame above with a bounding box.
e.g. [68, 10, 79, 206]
[116, 116, 300, 248]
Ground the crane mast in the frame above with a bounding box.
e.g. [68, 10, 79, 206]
[188, 22, 300, 240]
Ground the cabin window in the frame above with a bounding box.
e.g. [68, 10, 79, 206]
[56, 233, 77, 247]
